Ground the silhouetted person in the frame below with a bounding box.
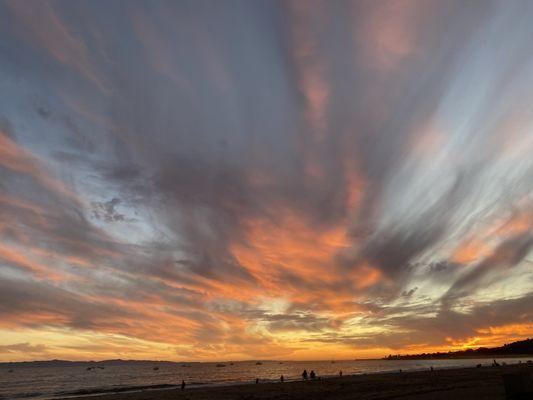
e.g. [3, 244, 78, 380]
[339, 370, 342, 377]
[310, 370, 316, 380]
[181, 380, 185, 390]
[430, 366, 434, 372]
[302, 370, 308, 380]
[493, 359, 500, 367]
[280, 375, 284, 383]
[256, 378, 259, 384]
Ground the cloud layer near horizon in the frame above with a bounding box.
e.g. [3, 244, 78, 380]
[0, 0, 532, 361]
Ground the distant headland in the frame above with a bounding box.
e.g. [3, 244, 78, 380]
[384, 338, 533, 360]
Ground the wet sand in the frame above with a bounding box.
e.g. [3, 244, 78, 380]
[63, 363, 533, 400]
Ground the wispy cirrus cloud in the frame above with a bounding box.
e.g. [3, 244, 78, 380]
[0, 0, 532, 361]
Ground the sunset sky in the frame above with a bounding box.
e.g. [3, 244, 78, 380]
[1, 0, 533, 362]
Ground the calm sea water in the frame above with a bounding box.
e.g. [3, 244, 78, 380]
[1, 358, 531, 399]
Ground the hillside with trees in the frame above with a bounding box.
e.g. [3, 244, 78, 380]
[384, 339, 533, 360]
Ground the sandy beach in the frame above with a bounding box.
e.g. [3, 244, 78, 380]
[61, 363, 533, 400]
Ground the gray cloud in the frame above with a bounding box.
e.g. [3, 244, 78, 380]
[0, 0, 533, 358]
[441, 232, 533, 308]
[0, 343, 48, 355]
[91, 197, 126, 222]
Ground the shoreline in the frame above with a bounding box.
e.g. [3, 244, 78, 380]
[3, 354, 531, 367]
[56, 362, 533, 400]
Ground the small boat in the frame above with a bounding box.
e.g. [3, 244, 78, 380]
[216, 363, 226, 367]
[153, 367, 159, 371]
[8, 369, 13, 373]
[255, 362, 262, 365]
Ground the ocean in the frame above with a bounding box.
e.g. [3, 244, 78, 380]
[1, 357, 531, 399]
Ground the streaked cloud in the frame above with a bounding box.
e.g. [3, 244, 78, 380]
[0, 0, 532, 361]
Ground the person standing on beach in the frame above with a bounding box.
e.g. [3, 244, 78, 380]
[302, 370, 308, 380]
[280, 375, 284, 383]
[181, 380, 185, 390]
[339, 370, 342, 377]
[310, 370, 316, 380]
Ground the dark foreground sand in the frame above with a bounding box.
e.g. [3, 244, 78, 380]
[64, 363, 533, 400]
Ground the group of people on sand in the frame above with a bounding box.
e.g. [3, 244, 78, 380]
[264, 369, 324, 384]
[301, 369, 317, 380]
[301, 369, 343, 380]
[282, 369, 343, 383]
[186, 368, 348, 389]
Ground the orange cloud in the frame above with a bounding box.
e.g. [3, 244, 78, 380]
[438, 323, 533, 352]
[450, 205, 533, 265]
[0, 242, 65, 280]
[0, 312, 71, 330]
[231, 209, 350, 295]
[451, 238, 491, 264]
[478, 323, 533, 336]
[0, 132, 81, 205]
[228, 204, 387, 317]
[492, 210, 533, 237]
[289, 0, 329, 137]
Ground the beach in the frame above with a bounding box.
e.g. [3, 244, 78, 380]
[61, 363, 533, 400]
